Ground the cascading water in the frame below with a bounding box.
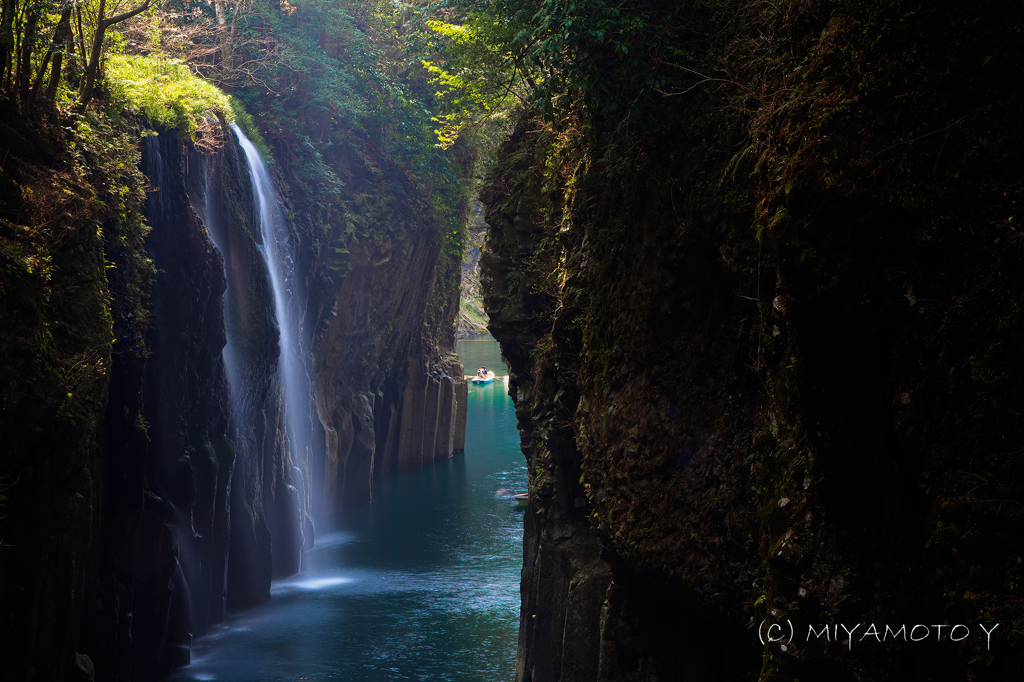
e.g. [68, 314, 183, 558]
[232, 124, 316, 549]
[168, 337, 524, 682]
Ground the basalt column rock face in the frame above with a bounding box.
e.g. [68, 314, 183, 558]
[79, 131, 235, 677]
[0, 109, 116, 682]
[311, 234, 467, 517]
[480, 132, 616, 682]
[0, 105, 466, 676]
[77, 127, 308, 678]
[483, 3, 1024, 678]
[190, 137, 306, 603]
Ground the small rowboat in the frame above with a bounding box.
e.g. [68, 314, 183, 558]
[513, 492, 529, 508]
[471, 371, 495, 385]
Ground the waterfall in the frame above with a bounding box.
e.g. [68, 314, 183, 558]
[231, 124, 316, 545]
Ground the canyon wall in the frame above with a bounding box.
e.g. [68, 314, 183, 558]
[0, 107, 468, 679]
[0, 104, 124, 682]
[70, 128, 307, 678]
[482, 1, 1024, 680]
[274, 113, 473, 517]
[310, 228, 468, 515]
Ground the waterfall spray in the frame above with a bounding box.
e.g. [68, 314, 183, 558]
[232, 124, 316, 548]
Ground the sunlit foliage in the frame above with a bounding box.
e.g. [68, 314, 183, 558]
[106, 54, 231, 135]
[413, 10, 526, 147]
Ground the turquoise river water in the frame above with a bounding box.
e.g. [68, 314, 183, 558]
[170, 337, 522, 681]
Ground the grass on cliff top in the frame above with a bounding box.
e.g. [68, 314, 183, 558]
[104, 54, 268, 156]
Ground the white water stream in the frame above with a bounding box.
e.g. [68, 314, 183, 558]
[232, 124, 315, 530]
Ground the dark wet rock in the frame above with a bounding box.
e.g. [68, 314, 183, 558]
[0, 103, 467, 679]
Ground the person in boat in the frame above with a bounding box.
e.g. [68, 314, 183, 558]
[477, 366, 488, 378]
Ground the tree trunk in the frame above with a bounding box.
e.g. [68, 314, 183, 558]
[46, 9, 73, 102]
[75, 5, 86, 64]
[78, 0, 107, 106]
[28, 46, 52, 106]
[214, 0, 235, 90]
[0, 0, 14, 91]
[28, 6, 72, 107]
[78, 0, 150, 108]
[17, 4, 39, 106]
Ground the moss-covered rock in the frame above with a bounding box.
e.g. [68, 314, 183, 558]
[0, 98, 150, 681]
[482, 1, 1024, 679]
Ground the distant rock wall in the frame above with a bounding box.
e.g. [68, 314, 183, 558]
[311, 233, 469, 515]
[293, 134, 472, 520]
[458, 202, 488, 337]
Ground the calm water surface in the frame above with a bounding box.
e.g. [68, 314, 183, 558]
[170, 337, 522, 681]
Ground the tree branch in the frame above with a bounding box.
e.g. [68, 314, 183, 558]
[102, 0, 152, 29]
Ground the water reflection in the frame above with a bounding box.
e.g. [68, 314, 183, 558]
[169, 339, 524, 682]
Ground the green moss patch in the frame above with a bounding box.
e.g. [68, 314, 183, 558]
[104, 55, 267, 155]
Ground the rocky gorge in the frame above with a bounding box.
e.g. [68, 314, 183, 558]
[3, 0, 1024, 680]
[0, 91, 470, 677]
